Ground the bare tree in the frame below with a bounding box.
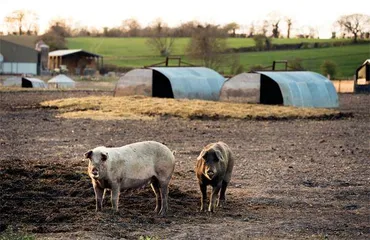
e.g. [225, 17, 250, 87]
[146, 18, 175, 57]
[337, 13, 370, 42]
[121, 18, 141, 37]
[176, 21, 200, 37]
[267, 12, 282, 38]
[285, 17, 293, 39]
[4, 10, 39, 35]
[185, 24, 229, 70]
[247, 22, 255, 38]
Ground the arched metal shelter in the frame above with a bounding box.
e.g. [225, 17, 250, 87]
[220, 71, 338, 108]
[257, 71, 338, 108]
[21, 77, 47, 88]
[151, 67, 225, 100]
[114, 68, 152, 97]
[48, 74, 75, 88]
[114, 67, 226, 101]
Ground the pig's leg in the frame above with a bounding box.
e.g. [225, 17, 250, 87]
[218, 180, 228, 207]
[150, 177, 161, 213]
[111, 184, 120, 212]
[158, 183, 169, 216]
[94, 185, 104, 211]
[199, 184, 207, 212]
[209, 184, 221, 212]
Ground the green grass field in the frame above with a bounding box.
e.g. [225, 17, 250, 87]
[67, 37, 369, 78]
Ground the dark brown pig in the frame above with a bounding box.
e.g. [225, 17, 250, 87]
[195, 141, 235, 212]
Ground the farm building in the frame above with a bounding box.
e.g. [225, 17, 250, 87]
[48, 49, 103, 76]
[2, 76, 22, 87]
[220, 71, 339, 108]
[115, 67, 226, 100]
[21, 77, 47, 88]
[48, 74, 76, 88]
[354, 59, 370, 93]
[0, 36, 49, 75]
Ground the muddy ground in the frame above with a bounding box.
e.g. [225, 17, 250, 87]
[0, 91, 369, 240]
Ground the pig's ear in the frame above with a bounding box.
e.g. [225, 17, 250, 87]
[84, 150, 93, 159]
[101, 152, 108, 161]
[214, 150, 223, 162]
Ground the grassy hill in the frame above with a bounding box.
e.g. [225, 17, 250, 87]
[67, 37, 369, 78]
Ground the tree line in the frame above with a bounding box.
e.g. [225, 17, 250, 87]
[2, 10, 370, 41]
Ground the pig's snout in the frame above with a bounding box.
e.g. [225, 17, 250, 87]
[207, 170, 215, 179]
[91, 167, 99, 177]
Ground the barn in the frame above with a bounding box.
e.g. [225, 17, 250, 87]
[220, 71, 339, 108]
[115, 67, 226, 101]
[48, 49, 103, 75]
[0, 37, 49, 75]
[355, 59, 370, 93]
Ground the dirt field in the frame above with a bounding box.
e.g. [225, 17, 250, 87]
[0, 91, 369, 240]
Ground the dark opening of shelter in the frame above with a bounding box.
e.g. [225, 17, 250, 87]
[152, 70, 174, 98]
[260, 75, 283, 105]
[21, 78, 33, 88]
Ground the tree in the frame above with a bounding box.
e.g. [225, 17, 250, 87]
[38, 31, 67, 51]
[39, 18, 71, 51]
[321, 60, 337, 79]
[47, 18, 73, 37]
[121, 18, 141, 37]
[4, 10, 39, 35]
[267, 12, 282, 38]
[185, 24, 229, 70]
[176, 21, 200, 37]
[285, 17, 293, 39]
[224, 22, 240, 37]
[337, 14, 370, 43]
[146, 18, 175, 57]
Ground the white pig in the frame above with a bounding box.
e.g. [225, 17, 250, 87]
[84, 141, 176, 216]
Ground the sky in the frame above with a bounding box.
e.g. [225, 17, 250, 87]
[0, 0, 369, 38]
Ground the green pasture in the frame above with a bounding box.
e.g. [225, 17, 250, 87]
[67, 37, 369, 78]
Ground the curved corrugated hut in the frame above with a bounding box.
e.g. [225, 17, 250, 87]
[3, 76, 22, 87]
[258, 71, 338, 108]
[48, 74, 76, 88]
[21, 77, 47, 88]
[220, 73, 260, 103]
[151, 67, 225, 100]
[114, 68, 152, 97]
[220, 71, 338, 108]
[114, 67, 226, 100]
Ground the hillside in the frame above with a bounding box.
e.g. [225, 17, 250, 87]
[67, 37, 369, 78]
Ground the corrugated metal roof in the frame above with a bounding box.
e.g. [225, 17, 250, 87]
[150, 67, 226, 100]
[22, 77, 47, 88]
[48, 49, 101, 57]
[257, 71, 339, 108]
[48, 74, 75, 83]
[114, 69, 152, 97]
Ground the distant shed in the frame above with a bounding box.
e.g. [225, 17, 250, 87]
[48, 74, 76, 88]
[355, 59, 370, 93]
[48, 49, 103, 75]
[22, 77, 47, 88]
[114, 67, 226, 101]
[220, 71, 338, 108]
